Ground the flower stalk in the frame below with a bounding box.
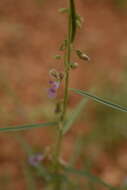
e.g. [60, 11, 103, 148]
[50, 0, 78, 189]
[52, 1, 76, 189]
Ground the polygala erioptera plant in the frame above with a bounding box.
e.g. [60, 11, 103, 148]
[1, 0, 127, 189]
[47, 0, 127, 189]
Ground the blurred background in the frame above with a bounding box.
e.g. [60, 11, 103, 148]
[0, 0, 127, 189]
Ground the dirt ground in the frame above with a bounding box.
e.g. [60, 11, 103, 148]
[0, 0, 127, 189]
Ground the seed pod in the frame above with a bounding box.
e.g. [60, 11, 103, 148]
[49, 69, 59, 79]
[70, 62, 79, 69]
[59, 72, 64, 80]
[76, 50, 90, 61]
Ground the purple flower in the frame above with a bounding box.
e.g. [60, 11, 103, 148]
[48, 81, 60, 99]
[48, 87, 57, 98]
[53, 81, 60, 89]
[28, 154, 44, 166]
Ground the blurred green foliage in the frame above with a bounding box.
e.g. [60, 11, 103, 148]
[87, 67, 127, 148]
[114, 0, 127, 8]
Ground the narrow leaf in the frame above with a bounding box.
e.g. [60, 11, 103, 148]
[62, 97, 88, 135]
[70, 88, 127, 113]
[64, 167, 118, 190]
[0, 121, 57, 132]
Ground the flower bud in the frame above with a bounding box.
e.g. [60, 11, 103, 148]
[76, 14, 84, 28]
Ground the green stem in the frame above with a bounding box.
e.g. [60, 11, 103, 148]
[53, 1, 72, 189]
[62, 8, 72, 121]
[53, 125, 63, 189]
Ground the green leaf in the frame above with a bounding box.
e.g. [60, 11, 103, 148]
[70, 88, 127, 113]
[0, 121, 57, 132]
[64, 167, 119, 190]
[70, 0, 77, 42]
[62, 97, 89, 135]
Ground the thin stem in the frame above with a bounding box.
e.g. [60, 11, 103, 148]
[53, 126, 63, 190]
[53, 1, 72, 189]
[61, 10, 72, 121]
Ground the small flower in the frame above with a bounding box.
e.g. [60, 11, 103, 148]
[52, 81, 60, 89]
[48, 81, 60, 99]
[28, 154, 44, 166]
